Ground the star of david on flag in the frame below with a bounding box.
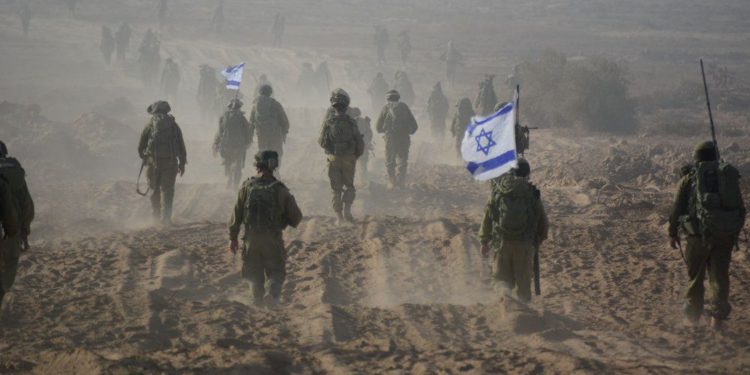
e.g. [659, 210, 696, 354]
[460, 92, 518, 181]
[221, 62, 245, 90]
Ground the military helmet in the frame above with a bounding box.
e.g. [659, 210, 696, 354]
[330, 88, 350, 107]
[259, 84, 273, 96]
[515, 158, 531, 177]
[228, 98, 243, 109]
[255, 150, 279, 171]
[693, 140, 718, 162]
[147, 100, 171, 114]
[386, 89, 400, 101]
[0, 140, 7, 157]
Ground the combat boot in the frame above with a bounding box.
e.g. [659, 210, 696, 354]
[336, 211, 345, 225]
[343, 204, 355, 222]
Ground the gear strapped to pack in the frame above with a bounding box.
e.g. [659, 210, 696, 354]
[145, 114, 178, 160]
[693, 161, 743, 242]
[244, 180, 284, 233]
[492, 176, 538, 241]
[219, 110, 249, 156]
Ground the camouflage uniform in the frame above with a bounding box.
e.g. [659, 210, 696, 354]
[474, 75, 498, 117]
[376, 90, 418, 188]
[249, 86, 290, 164]
[319, 90, 365, 222]
[450, 98, 475, 158]
[229, 151, 302, 306]
[214, 99, 251, 189]
[0, 142, 35, 249]
[0, 165, 21, 307]
[669, 141, 746, 324]
[480, 161, 548, 302]
[426, 82, 450, 140]
[137, 101, 187, 224]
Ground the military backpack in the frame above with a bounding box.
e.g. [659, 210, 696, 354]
[492, 176, 538, 241]
[691, 161, 743, 241]
[322, 115, 364, 157]
[219, 110, 249, 155]
[146, 114, 178, 160]
[243, 179, 285, 233]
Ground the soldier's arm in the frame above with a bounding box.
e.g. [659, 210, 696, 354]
[248, 108, 256, 143]
[174, 123, 188, 167]
[242, 115, 252, 147]
[479, 198, 494, 246]
[18, 169, 34, 238]
[406, 106, 418, 134]
[668, 176, 691, 237]
[535, 196, 549, 245]
[138, 124, 151, 159]
[213, 115, 225, 149]
[276, 101, 290, 135]
[0, 182, 19, 238]
[228, 186, 247, 241]
[352, 121, 365, 158]
[281, 188, 303, 229]
[375, 107, 387, 133]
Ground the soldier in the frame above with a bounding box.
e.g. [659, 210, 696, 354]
[397, 30, 411, 65]
[18, 3, 31, 36]
[0, 177, 20, 308]
[228, 151, 302, 308]
[100, 26, 115, 65]
[367, 72, 388, 114]
[115, 22, 132, 61]
[211, 0, 224, 34]
[426, 82, 449, 140]
[375, 89, 418, 189]
[350, 107, 373, 182]
[474, 75, 498, 117]
[319, 90, 365, 223]
[249, 85, 290, 165]
[450, 97, 475, 159]
[296, 63, 316, 100]
[138, 29, 161, 87]
[480, 159, 548, 303]
[213, 98, 251, 189]
[373, 25, 389, 65]
[160, 57, 180, 101]
[254, 74, 271, 97]
[315, 61, 332, 97]
[669, 141, 746, 329]
[137, 101, 187, 226]
[440, 41, 463, 87]
[0, 141, 34, 252]
[393, 71, 415, 107]
[197, 65, 219, 121]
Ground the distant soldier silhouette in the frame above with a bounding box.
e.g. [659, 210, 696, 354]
[450, 98, 474, 159]
[440, 41, 463, 87]
[138, 29, 161, 87]
[376, 90, 418, 189]
[157, 0, 168, 29]
[160, 58, 180, 101]
[373, 25, 389, 65]
[18, 3, 31, 36]
[100, 26, 115, 65]
[249, 85, 290, 166]
[397, 30, 411, 65]
[214, 99, 252, 189]
[426, 82, 450, 140]
[115, 23, 132, 61]
[211, 0, 225, 34]
[367, 72, 388, 114]
[474, 75, 498, 117]
[392, 71, 415, 107]
[272, 13, 286, 47]
[197, 65, 219, 121]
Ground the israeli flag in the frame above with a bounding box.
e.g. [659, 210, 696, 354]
[461, 97, 518, 181]
[221, 62, 245, 90]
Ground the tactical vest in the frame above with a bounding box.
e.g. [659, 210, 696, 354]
[322, 115, 362, 157]
[243, 179, 285, 234]
[146, 114, 178, 160]
[220, 110, 248, 153]
[492, 176, 538, 241]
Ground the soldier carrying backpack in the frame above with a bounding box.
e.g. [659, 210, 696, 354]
[137, 100, 187, 226]
[375, 89, 418, 189]
[479, 159, 548, 303]
[669, 141, 746, 329]
[228, 150, 302, 308]
[214, 98, 251, 189]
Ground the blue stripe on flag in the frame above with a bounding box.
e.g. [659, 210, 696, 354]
[466, 149, 517, 175]
[466, 103, 514, 135]
[227, 80, 241, 86]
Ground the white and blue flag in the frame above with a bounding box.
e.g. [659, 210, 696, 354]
[221, 62, 245, 90]
[461, 97, 518, 181]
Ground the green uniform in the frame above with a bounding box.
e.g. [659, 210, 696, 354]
[214, 108, 251, 188]
[450, 98, 474, 158]
[138, 106, 187, 223]
[0, 178, 20, 307]
[426, 83, 449, 139]
[669, 168, 746, 321]
[228, 175, 302, 305]
[0, 157, 34, 243]
[319, 109, 364, 217]
[480, 174, 548, 302]
[249, 95, 290, 163]
[375, 101, 418, 187]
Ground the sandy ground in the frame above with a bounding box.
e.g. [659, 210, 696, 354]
[1, 1, 750, 374]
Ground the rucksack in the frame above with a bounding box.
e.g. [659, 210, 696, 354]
[322, 115, 363, 157]
[220, 110, 248, 153]
[693, 161, 744, 241]
[244, 179, 284, 233]
[385, 103, 417, 136]
[146, 114, 178, 159]
[492, 176, 537, 241]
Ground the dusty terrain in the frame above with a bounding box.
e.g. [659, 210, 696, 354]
[1, 0, 750, 374]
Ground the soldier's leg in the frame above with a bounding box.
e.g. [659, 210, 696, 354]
[511, 241, 535, 303]
[707, 242, 733, 321]
[684, 237, 710, 322]
[492, 243, 514, 296]
[261, 236, 286, 304]
[160, 164, 179, 223]
[396, 141, 410, 187]
[328, 158, 344, 218]
[241, 242, 266, 306]
[148, 165, 162, 220]
[385, 140, 397, 186]
[0, 237, 20, 302]
[342, 157, 357, 221]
